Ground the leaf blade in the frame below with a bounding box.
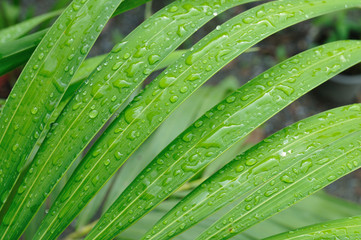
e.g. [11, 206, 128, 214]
[0, 0, 126, 238]
[265, 216, 361, 240]
[79, 0, 361, 237]
[100, 39, 361, 240]
[23, 1, 256, 240]
[0, 29, 48, 76]
[0, 10, 61, 44]
[193, 106, 361, 239]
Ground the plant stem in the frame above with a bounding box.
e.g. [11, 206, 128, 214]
[144, 1, 152, 20]
[63, 221, 98, 240]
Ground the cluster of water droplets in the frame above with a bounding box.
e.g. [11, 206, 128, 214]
[28, 1, 259, 239]
[0, 0, 132, 239]
[79, 2, 361, 239]
[197, 104, 361, 239]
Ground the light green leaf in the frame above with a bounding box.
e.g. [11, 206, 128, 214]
[0, 29, 47, 76]
[103, 77, 239, 212]
[0, 1, 180, 75]
[113, 0, 152, 17]
[265, 216, 361, 240]
[0, 0, 125, 238]
[145, 99, 361, 239]
[0, 10, 61, 44]
[97, 39, 361, 240]
[39, 1, 361, 239]
[192, 104, 361, 239]
[14, 1, 255, 240]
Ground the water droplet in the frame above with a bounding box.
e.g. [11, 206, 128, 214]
[89, 110, 99, 119]
[148, 54, 161, 65]
[182, 132, 193, 142]
[159, 75, 176, 89]
[168, 5, 178, 13]
[12, 143, 19, 152]
[281, 174, 294, 183]
[31, 107, 39, 115]
[170, 96, 179, 103]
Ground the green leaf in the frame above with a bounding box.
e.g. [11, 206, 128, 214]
[0, 0, 125, 238]
[0, 0, 180, 75]
[76, 1, 360, 236]
[103, 77, 239, 212]
[8, 1, 255, 240]
[265, 216, 361, 240]
[36, 0, 361, 239]
[0, 29, 47, 76]
[113, 0, 152, 17]
[191, 104, 361, 239]
[94, 38, 361, 240]
[145, 97, 361, 239]
[69, 49, 188, 96]
[0, 10, 61, 44]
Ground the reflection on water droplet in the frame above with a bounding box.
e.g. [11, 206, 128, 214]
[89, 110, 98, 119]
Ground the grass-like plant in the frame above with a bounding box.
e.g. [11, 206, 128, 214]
[1, 0, 361, 239]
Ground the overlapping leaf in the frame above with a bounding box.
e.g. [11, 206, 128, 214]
[0, 0, 125, 238]
[71, 1, 359, 238]
[145, 100, 361, 239]
[2, 0, 361, 239]
[0, 0, 169, 76]
[3, 1, 257, 239]
[36, 0, 361, 239]
[0, 10, 61, 44]
[265, 216, 361, 240]
[88, 38, 361, 240]
[0, 29, 48, 76]
[116, 192, 361, 240]
[191, 104, 361, 239]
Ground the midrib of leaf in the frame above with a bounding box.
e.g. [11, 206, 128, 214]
[0, 1, 90, 206]
[264, 216, 361, 240]
[27, 1, 259, 239]
[134, 44, 358, 235]
[88, 33, 361, 239]
[0, 9, 62, 44]
[0, 0, 126, 238]
[0, 0, 177, 76]
[11, 18, 175, 237]
[40, 1, 361, 239]
[204, 132, 361, 239]
[147, 113, 361, 240]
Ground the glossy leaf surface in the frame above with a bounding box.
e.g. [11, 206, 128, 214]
[194, 104, 361, 239]
[0, 10, 61, 44]
[0, 0, 125, 238]
[44, 0, 361, 239]
[265, 216, 361, 240]
[31, 1, 257, 239]
[95, 39, 361, 240]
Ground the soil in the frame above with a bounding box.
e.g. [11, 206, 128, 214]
[16, 0, 361, 210]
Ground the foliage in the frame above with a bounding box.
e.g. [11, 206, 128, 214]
[1, 0, 361, 239]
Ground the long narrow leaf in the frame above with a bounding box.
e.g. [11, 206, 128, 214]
[37, 1, 361, 239]
[0, 29, 48, 76]
[145, 101, 361, 239]
[0, 0, 180, 75]
[192, 105, 361, 239]
[5, 1, 257, 240]
[0, 10, 61, 44]
[91, 39, 361, 240]
[0, 0, 125, 238]
[113, 0, 152, 17]
[265, 216, 361, 240]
